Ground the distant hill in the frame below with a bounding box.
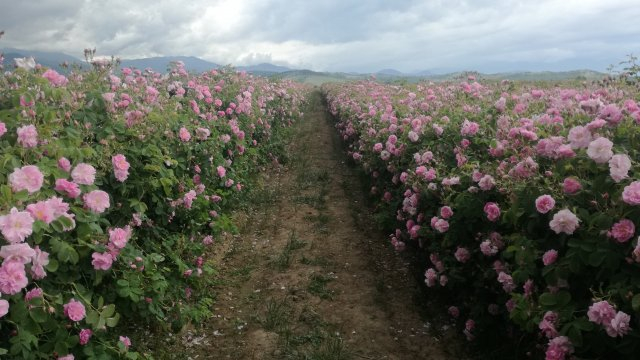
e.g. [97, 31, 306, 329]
[1, 48, 607, 84]
[238, 63, 292, 73]
[119, 56, 219, 73]
[377, 68, 404, 76]
[2, 48, 86, 72]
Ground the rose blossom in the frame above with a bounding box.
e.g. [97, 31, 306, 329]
[545, 336, 573, 360]
[92, 252, 113, 270]
[0, 259, 28, 294]
[606, 311, 631, 337]
[8, 165, 44, 193]
[454, 247, 470, 263]
[549, 209, 580, 235]
[567, 125, 593, 149]
[109, 226, 132, 249]
[0, 207, 34, 243]
[542, 249, 558, 266]
[55, 179, 81, 198]
[58, 157, 72, 172]
[179, 127, 191, 142]
[0, 243, 35, 263]
[16, 125, 38, 148]
[83, 190, 110, 213]
[440, 206, 453, 219]
[562, 177, 581, 194]
[586, 137, 613, 164]
[483, 202, 501, 222]
[112, 154, 130, 182]
[79, 328, 93, 345]
[609, 154, 631, 183]
[71, 163, 96, 185]
[610, 219, 635, 243]
[535, 195, 556, 214]
[478, 174, 495, 191]
[587, 300, 616, 325]
[63, 299, 86, 321]
[622, 181, 640, 205]
[31, 246, 49, 279]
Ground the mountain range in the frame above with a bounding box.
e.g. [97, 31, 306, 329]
[1, 48, 606, 84]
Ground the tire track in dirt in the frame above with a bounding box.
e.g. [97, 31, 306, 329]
[156, 90, 462, 359]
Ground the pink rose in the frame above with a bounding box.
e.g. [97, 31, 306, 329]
[64, 299, 86, 322]
[16, 124, 38, 148]
[535, 195, 556, 214]
[58, 157, 72, 172]
[542, 249, 558, 266]
[109, 226, 132, 249]
[0, 299, 9, 318]
[545, 336, 573, 360]
[454, 247, 470, 263]
[0, 207, 34, 243]
[609, 154, 631, 183]
[83, 190, 110, 213]
[549, 209, 580, 235]
[91, 252, 113, 271]
[587, 137, 613, 164]
[119, 336, 131, 349]
[605, 311, 631, 338]
[622, 181, 640, 205]
[217, 166, 226, 178]
[31, 246, 49, 280]
[0, 243, 35, 264]
[0, 259, 28, 294]
[9, 165, 44, 193]
[71, 163, 96, 185]
[55, 179, 81, 198]
[610, 219, 635, 243]
[460, 119, 480, 136]
[79, 328, 93, 345]
[179, 127, 191, 142]
[587, 300, 616, 325]
[483, 202, 501, 222]
[440, 206, 453, 219]
[478, 174, 495, 191]
[26, 200, 56, 224]
[563, 177, 581, 194]
[567, 125, 592, 149]
[112, 154, 130, 182]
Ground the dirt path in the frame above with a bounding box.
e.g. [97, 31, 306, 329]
[156, 91, 459, 359]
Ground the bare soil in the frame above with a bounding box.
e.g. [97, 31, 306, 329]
[148, 91, 463, 359]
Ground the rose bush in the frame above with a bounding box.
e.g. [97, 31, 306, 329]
[0, 55, 306, 359]
[324, 76, 640, 359]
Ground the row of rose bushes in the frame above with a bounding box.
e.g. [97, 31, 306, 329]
[0, 56, 306, 359]
[323, 77, 640, 359]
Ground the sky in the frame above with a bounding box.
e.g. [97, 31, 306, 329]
[1, 0, 639, 74]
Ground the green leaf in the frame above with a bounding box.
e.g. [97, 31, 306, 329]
[632, 294, 640, 312]
[539, 292, 557, 306]
[106, 313, 120, 327]
[45, 259, 59, 273]
[101, 304, 115, 318]
[28, 307, 49, 323]
[85, 310, 99, 326]
[0, 185, 12, 201]
[149, 253, 165, 263]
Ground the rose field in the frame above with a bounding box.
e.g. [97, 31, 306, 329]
[323, 75, 640, 359]
[0, 58, 306, 359]
[3, 54, 640, 360]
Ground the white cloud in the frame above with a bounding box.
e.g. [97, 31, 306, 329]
[1, 0, 639, 72]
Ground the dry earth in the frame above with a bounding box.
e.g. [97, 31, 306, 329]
[144, 91, 465, 360]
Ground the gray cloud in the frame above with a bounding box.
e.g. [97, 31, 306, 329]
[1, 0, 639, 73]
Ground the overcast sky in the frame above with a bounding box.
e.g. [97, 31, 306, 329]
[1, 0, 639, 73]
